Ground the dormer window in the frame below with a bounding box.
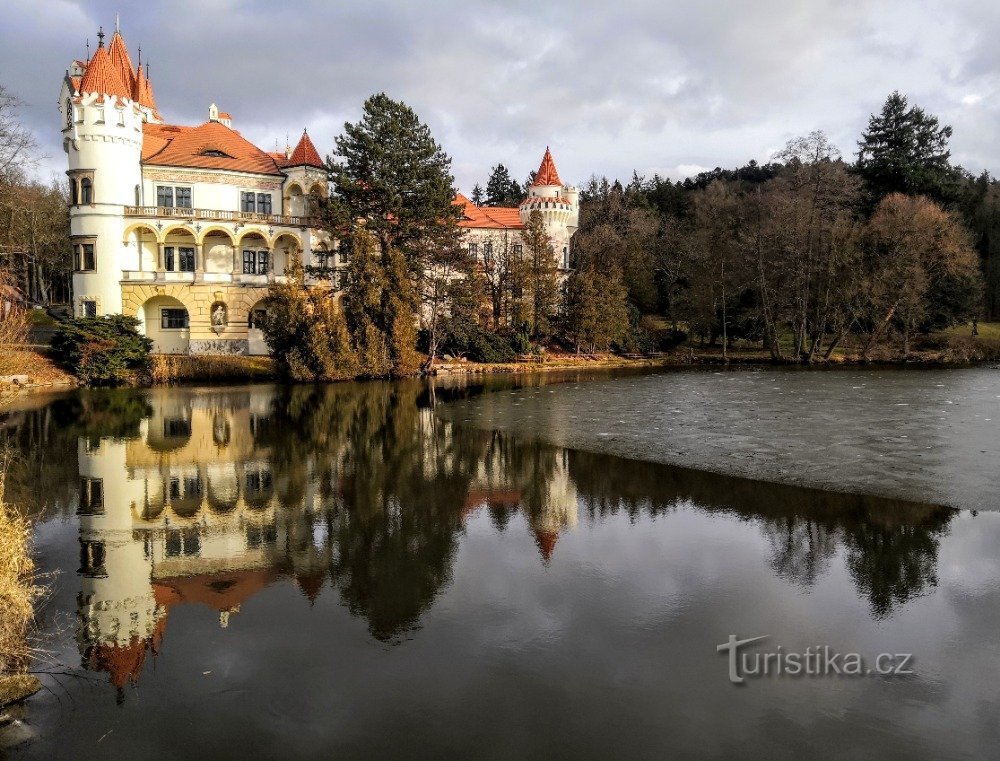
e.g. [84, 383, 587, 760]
[200, 148, 232, 158]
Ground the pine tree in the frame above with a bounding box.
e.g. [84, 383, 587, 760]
[485, 164, 519, 206]
[857, 91, 957, 210]
[565, 266, 630, 353]
[521, 209, 561, 339]
[326, 93, 461, 375]
[471, 183, 484, 206]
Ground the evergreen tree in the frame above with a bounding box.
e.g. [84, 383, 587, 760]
[521, 209, 561, 338]
[484, 163, 524, 206]
[470, 183, 484, 206]
[326, 93, 460, 375]
[565, 266, 631, 353]
[857, 91, 958, 210]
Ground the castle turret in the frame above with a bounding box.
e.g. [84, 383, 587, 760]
[518, 148, 579, 269]
[60, 27, 149, 317]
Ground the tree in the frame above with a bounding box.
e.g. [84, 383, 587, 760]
[861, 194, 980, 356]
[0, 84, 35, 181]
[484, 164, 524, 207]
[564, 266, 630, 353]
[325, 93, 461, 375]
[857, 92, 958, 210]
[470, 183, 484, 206]
[520, 209, 560, 339]
[50, 315, 152, 386]
[262, 253, 358, 381]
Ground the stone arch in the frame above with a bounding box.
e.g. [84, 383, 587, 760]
[285, 183, 304, 217]
[137, 294, 190, 354]
[160, 223, 198, 241]
[122, 222, 162, 245]
[247, 296, 271, 356]
[200, 227, 237, 275]
[197, 226, 237, 246]
[235, 229, 272, 249]
[272, 232, 303, 276]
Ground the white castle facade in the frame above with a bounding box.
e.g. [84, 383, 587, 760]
[60, 24, 579, 355]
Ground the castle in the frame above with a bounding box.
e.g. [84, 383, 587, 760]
[60, 24, 579, 355]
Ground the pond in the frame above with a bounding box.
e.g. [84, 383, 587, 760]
[3, 367, 999, 760]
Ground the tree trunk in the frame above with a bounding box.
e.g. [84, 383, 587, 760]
[862, 305, 897, 361]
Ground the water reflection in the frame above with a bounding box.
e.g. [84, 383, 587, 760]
[2, 378, 957, 700]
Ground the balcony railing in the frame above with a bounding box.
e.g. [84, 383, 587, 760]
[124, 206, 316, 227]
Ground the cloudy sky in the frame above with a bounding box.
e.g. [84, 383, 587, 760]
[3, 0, 1000, 193]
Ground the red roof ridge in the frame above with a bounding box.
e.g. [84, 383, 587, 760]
[531, 147, 563, 187]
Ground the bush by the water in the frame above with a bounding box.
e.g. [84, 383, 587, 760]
[51, 315, 152, 385]
[432, 317, 520, 363]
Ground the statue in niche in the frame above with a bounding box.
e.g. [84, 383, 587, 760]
[211, 302, 227, 333]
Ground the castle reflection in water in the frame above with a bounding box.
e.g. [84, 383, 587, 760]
[73, 382, 579, 692]
[0, 375, 953, 699]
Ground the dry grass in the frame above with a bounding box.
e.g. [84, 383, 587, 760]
[150, 354, 279, 384]
[0, 454, 41, 679]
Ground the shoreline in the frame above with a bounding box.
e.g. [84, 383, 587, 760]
[2, 346, 996, 408]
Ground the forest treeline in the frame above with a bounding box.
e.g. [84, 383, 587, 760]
[566, 92, 998, 361]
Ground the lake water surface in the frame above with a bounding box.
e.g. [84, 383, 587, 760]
[4, 367, 1000, 760]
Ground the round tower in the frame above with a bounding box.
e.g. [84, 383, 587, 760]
[61, 28, 145, 317]
[519, 148, 579, 270]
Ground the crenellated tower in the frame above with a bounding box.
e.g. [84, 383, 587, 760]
[59, 26, 160, 317]
[518, 148, 579, 269]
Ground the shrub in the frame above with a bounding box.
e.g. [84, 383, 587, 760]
[51, 315, 152, 386]
[437, 316, 517, 363]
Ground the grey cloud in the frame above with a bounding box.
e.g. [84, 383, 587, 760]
[2, 0, 1000, 191]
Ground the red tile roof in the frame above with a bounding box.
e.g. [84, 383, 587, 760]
[108, 31, 136, 95]
[79, 43, 130, 99]
[454, 193, 523, 229]
[288, 130, 324, 168]
[532, 147, 563, 187]
[142, 120, 285, 175]
[132, 64, 158, 113]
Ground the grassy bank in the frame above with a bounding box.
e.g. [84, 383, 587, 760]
[0, 458, 42, 708]
[150, 354, 280, 384]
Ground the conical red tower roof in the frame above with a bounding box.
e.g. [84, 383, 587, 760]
[133, 63, 158, 112]
[108, 30, 136, 93]
[288, 129, 324, 168]
[79, 42, 130, 99]
[531, 147, 563, 187]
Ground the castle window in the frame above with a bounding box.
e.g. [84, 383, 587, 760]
[468, 242, 478, 259]
[156, 185, 173, 208]
[65, 99, 72, 129]
[200, 148, 231, 158]
[175, 187, 192, 208]
[74, 242, 96, 271]
[82, 300, 97, 318]
[165, 527, 201, 558]
[178, 247, 195, 272]
[483, 242, 493, 265]
[513, 244, 523, 258]
[164, 246, 174, 271]
[563, 246, 569, 269]
[241, 192, 256, 213]
[135, 185, 141, 206]
[80, 177, 93, 204]
[242, 250, 268, 275]
[161, 308, 188, 330]
[256, 193, 272, 215]
[69, 179, 78, 205]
